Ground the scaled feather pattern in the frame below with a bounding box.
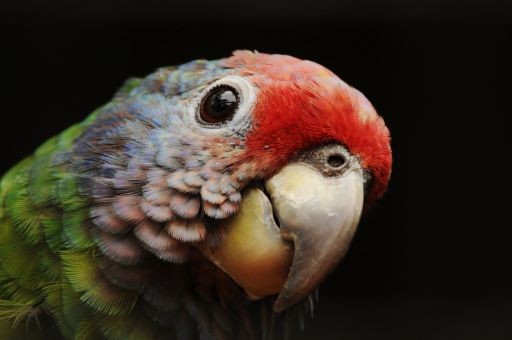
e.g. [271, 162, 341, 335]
[0, 51, 391, 340]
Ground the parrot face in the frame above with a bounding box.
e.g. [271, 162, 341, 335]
[73, 51, 391, 313]
[0, 50, 391, 339]
[74, 52, 391, 311]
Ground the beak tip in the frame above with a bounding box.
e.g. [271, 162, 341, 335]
[272, 303, 285, 313]
[272, 294, 292, 313]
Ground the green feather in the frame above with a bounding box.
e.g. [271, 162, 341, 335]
[38, 247, 62, 282]
[97, 309, 168, 340]
[34, 135, 58, 158]
[74, 319, 102, 340]
[42, 211, 64, 252]
[0, 157, 32, 221]
[42, 279, 93, 339]
[0, 220, 45, 290]
[83, 103, 113, 125]
[61, 250, 97, 293]
[61, 250, 138, 316]
[57, 124, 86, 151]
[114, 78, 142, 101]
[57, 174, 88, 211]
[0, 108, 100, 338]
[80, 279, 138, 317]
[28, 154, 58, 207]
[61, 209, 94, 250]
[6, 188, 45, 245]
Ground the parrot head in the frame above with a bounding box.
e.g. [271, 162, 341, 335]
[74, 50, 391, 314]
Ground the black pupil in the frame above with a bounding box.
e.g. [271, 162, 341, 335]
[327, 154, 346, 168]
[202, 86, 239, 122]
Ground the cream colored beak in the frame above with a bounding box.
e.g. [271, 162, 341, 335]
[197, 161, 365, 312]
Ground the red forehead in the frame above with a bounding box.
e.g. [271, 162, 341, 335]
[223, 51, 392, 205]
[223, 50, 336, 81]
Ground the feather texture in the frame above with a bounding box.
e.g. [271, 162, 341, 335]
[0, 51, 388, 339]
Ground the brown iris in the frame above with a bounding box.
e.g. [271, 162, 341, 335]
[200, 85, 240, 123]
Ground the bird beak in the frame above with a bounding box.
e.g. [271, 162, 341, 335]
[196, 161, 364, 312]
[266, 163, 364, 312]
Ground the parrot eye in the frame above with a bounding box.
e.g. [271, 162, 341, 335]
[327, 154, 346, 168]
[199, 85, 240, 124]
[190, 75, 255, 132]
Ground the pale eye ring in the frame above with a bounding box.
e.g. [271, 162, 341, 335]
[190, 75, 256, 133]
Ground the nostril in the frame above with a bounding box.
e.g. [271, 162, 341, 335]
[327, 154, 346, 168]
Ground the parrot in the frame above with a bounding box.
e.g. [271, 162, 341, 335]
[0, 50, 391, 340]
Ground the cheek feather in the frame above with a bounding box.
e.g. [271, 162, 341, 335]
[243, 82, 391, 205]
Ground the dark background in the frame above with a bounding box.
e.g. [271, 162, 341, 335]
[1, 0, 510, 339]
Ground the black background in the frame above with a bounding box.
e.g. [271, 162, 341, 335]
[1, 1, 510, 339]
